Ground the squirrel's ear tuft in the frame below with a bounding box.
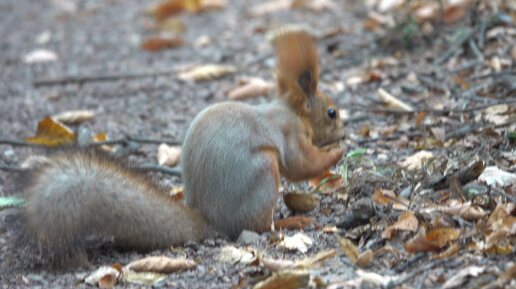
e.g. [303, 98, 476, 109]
[271, 25, 319, 112]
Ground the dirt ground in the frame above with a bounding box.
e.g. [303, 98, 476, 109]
[0, 0, 515, 288]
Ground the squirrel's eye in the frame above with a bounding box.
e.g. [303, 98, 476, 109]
[327, 108, 337, 119]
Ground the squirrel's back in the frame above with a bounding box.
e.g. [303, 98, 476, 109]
[22, 149, 216, 265]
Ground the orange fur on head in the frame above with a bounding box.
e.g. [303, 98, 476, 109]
[272, 26, 319, 115]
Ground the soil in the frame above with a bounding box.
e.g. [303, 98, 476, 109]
[0, 0, 515, 288]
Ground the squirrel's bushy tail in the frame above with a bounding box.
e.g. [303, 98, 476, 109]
[21, 149, 215, 266]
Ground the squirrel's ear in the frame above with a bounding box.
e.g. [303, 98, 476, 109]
[271, 26, 319, 112]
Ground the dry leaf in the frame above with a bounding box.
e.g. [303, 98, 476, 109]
[157, 17, 186, 34]
[148, 0, 203, 20]
[400, 150, 434, 170]
[442, 4, 468, 24]
[85, 266, 120, 288]
[442, 266, 485, 289]
[371, 187, 409, 210]
[53, 110, 95, 125]
[227, 77, 275, 100]
[432, 243, 460, 259]
[404, 227, 460, 253]
[218, 246, 257, 265]
[274, 216, 313, 230]
[415, 111, 427, 127]
[25, 116, 76, 147]
[479, 166, 516, 187]
[248, 0, 291, 16]
[283, 192, 320, 213]
[262, 249, 336, 272]
[279, 232, 313, 253]
[253, 270, 310, 289]
[355, 249, 374, 268]
[125, 256, 196, 273]
[178, 64, 236, 82]
[157, 143, 181, 166]
[338, 237, 358, 263]
[123, 270, 167, 286]
[24, 49, 58, 63]
[382, 211, 419, 239]
[141, 36, 183, 52]
[378, 88, 414, 112]
[309, 170, 343, 193]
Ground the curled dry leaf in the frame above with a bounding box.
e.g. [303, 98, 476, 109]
[355, 249, 374, 268]
[25, 116, 76, 147]
[125, 256, 196, 273]
[85, 266, 121, 288]
[279, 232, 313, 253]
[227, 77, 275, 100]
[148, 0, 214, 20]
[141, 36, 183, 52]
[283, 191, 320, 213]
[218, 246, 257, 265]
[157, 143, 181, 166]
[253, 270, 310, 289]
[400, 150, 434, 171]
[404, 227, 460, 253]
[309, 170, 343, 193]
[53, 110, 95, 125]
[178, 64, 236, 82]
[377, 88, 414, 112]
[381, 211, 419, 239]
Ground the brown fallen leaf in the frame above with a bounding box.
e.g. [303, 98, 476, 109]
[309, 170, 343, 193]
[53, 110, 95, 125]
[141, 36, 183, 52]
[125, 256, 196, 273]
[178, 64, 236, 82]
[338, 237, 373, 268]
[274, 216, 313, 231]
[381, 211, 419, 239]
[404, 227, 460, 253]
[25, 116, 76, 147]
[253, 270, 310, 289]
[227, 77, 274, 100]
[148, 0, 203, 20]
[283, 192, 320, 213]
[262, 249, 337, 272]
[371, 187, 409, 210]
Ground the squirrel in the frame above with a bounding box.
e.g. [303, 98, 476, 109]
[19, 27, 345, 266]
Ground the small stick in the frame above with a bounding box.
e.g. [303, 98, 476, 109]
[491, 187, 516, 204]
[138, 164, 182, 176]
[33, 70, 178, 87]
[0, 137, 181, 148]
[351, 99, 516, 116]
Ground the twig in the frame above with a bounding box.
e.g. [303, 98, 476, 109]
[33, 70, 178, 87]
[0, 137, 181, 148]
[0, 165, 28, 172]
[351, 99, 516, 116]
[490, 187, 516, 203]
[138, 164, 181, 176]
[434, 27, 476, 66]
[445, 121, 513, 140]
[357, 131, 424, 145]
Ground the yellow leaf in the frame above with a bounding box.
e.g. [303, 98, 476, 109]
[25, 116, 76, 147]
[125, 256, 196, 273]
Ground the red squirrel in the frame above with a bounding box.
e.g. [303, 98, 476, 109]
[21, 27, 344, 265]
